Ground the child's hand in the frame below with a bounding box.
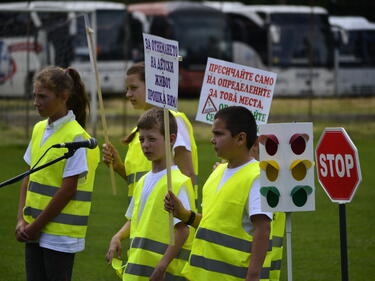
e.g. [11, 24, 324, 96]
[212, 159, 227, 171]
[23, 223, 40, 241]
[149, 264, 166, 281]
[164, 191, 189, 222]
[106, 235, 122, 264]
[15, 219, 29, 242]
[102, 143, 121, 168]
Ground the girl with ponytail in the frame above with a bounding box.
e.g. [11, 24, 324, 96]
[15, 66, 99, 281]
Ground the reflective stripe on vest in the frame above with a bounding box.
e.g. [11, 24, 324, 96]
[197, 228, 282, 253]
[126, 171, 148, 185]
[28, 181, 92, 202]
[271, 259, 282, 270]
[131, 237, 190, 261]
[24, 206, 88, 226]
[272, 236, 283, 248]
[125, 263, 188, 281]
[196, 228, 251, 252]
[190, 255, 270, 279]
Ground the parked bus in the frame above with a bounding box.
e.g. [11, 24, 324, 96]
[205, 2, 335, 97]
[128, 1, 232, 97]
[329, 16, 375, 96]
[0, 1, 128, 97]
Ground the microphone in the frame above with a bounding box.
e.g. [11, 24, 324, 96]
[52, 138, 97, 150]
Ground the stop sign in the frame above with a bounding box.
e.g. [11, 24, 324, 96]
[315, 128, 362, 203]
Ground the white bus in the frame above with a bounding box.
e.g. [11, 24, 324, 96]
[0, 1, 128, 97]
[128, 1, 232, 97]
[205, 2, 335, 97]
[329, 16, 375, 96]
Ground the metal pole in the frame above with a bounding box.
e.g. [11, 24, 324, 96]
[339, 203, 349, 281]
[286, 212, 293, 281]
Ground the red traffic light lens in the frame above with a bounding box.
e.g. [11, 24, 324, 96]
[259, 134, 279, 156]
[290, 134, 309, 155]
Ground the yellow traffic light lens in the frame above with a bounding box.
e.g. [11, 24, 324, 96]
[260, 160, 280, 182]
[290, 160, 312, 181]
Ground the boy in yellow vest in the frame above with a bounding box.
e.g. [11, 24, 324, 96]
[165, 106, 272, 281]
[106, 107, 196, 281]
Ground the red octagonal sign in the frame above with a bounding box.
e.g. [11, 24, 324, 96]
[315, 128, 362, 203]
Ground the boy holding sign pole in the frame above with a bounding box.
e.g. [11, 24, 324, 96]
[165, 106, 272, 281]
[106, 108, 196, 281]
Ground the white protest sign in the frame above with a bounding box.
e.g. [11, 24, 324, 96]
[196, 57, 277, 125]
[259, 123, 315, 212]
[143, 33, 179, 110]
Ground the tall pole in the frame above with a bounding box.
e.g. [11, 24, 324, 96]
[339, 204, 349, 281]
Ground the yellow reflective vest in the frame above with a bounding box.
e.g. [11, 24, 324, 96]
[23, 119, 99, 238]
[124, 110, 198, 200]
[182, 162, 272, 281]
[124, 128, 151, 201]
[123, 169, 196, 281]
[269, 212, 285, 281]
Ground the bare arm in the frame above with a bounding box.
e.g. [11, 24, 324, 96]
[150, 222, 190, 281]
[22, 175, 80, 241]
[15, 176, 29, 242]
[106, 220, 131, 263]
[174, 147, 196, 186]
[102, 143, 126, 179]
[246, 214, 271, 281]
[164, 191, 202, 229]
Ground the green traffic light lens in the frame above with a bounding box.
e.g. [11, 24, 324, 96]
[291, 185, 313, 207]
[261, 186, 280, 208]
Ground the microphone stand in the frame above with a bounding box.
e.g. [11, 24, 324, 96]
[0, 149, 76, 188]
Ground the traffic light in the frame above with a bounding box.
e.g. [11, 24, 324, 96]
[259, 123, 315, 212]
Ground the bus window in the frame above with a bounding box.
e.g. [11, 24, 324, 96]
[0, 12, 36, 37]
[38, 12, 73, 68]
[97, 10, 126, 60]
[339, 30, 365, 66]
[73, 9, 127, 62]
[271, 13, 334, 68]
[364, 30, 375, 66]
[171, 11, 232, 69]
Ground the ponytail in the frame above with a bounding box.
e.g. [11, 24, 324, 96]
[121, 128, 138, 144]
[65, 67, 90, 128]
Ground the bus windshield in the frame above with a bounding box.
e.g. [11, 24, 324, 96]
[339, 30, 375, 66]
[270, 13, 334, 67]
[74, 9, 126, 61]
[171, 11, 232, 70]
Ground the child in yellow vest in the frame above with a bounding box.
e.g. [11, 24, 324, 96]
[102, 62, 198, 201]
[15, 66, 99, 281]
[165, 106, 272, 281]
[106, 107, 196, 281]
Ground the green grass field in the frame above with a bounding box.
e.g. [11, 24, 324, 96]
[0, 98, 374, 280]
